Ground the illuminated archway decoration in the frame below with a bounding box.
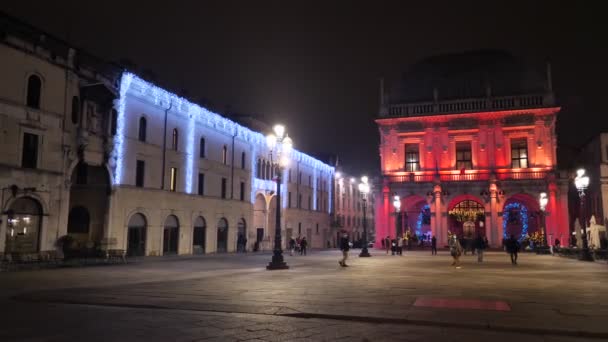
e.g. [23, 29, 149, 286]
[416, 204, 431, 236]
[502, 202, 528, 241]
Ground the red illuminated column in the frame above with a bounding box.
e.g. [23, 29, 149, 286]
[434, 184, 443, 245]
[489, 182, 499, 247]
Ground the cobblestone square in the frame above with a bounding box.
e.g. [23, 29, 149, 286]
[1, 250, 607, 341]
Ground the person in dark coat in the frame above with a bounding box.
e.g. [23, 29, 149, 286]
[506, 234, 520, 265]
[431, 236, 437, 255]
[300, 237, 308, 255]
[475, 234, 486, 262]
[339, 233, 350, 267]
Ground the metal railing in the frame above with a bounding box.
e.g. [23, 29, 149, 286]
[387, 169, 549, 183]
[385, 94, 553, 117]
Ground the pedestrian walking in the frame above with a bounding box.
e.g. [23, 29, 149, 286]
[506, 234, 520, 265]
[396, 235, 403, 255]
[381, 238, 385, 250]
[385, 236, 391, 254]
[339, 233, 350, 267]
[300, 237, 308, 255]
[289, 237, 296, 256]
[431, 235, 437, 255]
[449, 235, 463, 267]
[475, 234, 486, 262]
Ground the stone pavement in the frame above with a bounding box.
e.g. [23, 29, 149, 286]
[1, 249, 607, 341]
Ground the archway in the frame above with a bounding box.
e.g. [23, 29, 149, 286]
[68, 161, 110, 248]
[127, 213, 147, 257]
[237, 218, 247, 252]
[253, 194, 266, 250]
[193, 216, 206, 254]
[5, 197, 43, 253]
[68, 206, 90, 235]
[217, 218, 229, 253]
[448, 199, 485, 238]
[400, 196, 430, 238]
[502, 193, 540, 242]
[163, 215, 179, 255]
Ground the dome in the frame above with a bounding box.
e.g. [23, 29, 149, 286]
[389, 50, 548, 103]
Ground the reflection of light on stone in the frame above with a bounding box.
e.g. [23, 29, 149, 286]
[23, 216, 31, 224]
[23, 227, 27, 234]
[10, 228, 14, 237]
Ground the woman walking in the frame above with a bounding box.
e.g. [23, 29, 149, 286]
[449, 235, 463, 267]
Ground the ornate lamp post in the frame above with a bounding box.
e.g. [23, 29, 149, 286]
[358, 176, 371, 257]
[574, 168, 594, 261]
[539, 192, 548, 247]
[393, 195, 401, 238]
[266, 124, 293, 270]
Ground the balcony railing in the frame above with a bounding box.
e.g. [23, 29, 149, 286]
[387, 169, 549, 183]
[384, 93, 554, 118]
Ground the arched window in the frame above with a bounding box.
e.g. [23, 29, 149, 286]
[138, 117, 147, 142]
[172, 128, 179, 151]
[67, 206, 90, 234]
[71, 96, 79, 124]
[26, 74, 42, 109]
[110, 109, 117, 136]
[256, 158, 261, 178]
[199, 137, 206, 158]
[222, 145, 228, 164]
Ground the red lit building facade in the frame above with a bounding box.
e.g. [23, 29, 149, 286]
[374, 51, 570, 247]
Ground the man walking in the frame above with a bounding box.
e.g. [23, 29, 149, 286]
[300, 237, 308, 256]
[506, 234, 520, 265]
[385, 236, 391, 254]
[339, 233, 350, 267]
[475, 234, 486, 262]
[396, 235, 403, 255]
[431, 235, 437, 255]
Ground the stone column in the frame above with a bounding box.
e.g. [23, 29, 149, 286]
[434, 184, 443, 245]
[490, 183, 500, 247]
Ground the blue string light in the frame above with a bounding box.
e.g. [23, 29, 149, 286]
[416, 204, 430, 236]
[502, 202, 528, 241]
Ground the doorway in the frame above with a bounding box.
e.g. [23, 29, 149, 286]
[163, 215, 179, 255]
[217, 218, 228, 253]
[127, 213, 146, 257]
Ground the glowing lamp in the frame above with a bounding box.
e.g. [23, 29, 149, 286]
[273, 124, 285, 139]
[539, 192, 548, 211]
[358, 182, 370, 194]
[574, 168, 589, 191]
[393, 195, 401, 211]
[335, 172, 341, 179]
[361, 176, 368, 184]
[266, 134, 277, 150]
[350, 178, 355, 183]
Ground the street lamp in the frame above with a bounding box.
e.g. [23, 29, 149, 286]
[539, 192, 548, 247]
[574, 168, 594, 261]
[358, 176, 371, 257]
[393, 195, 401, 237]
[266, 124, 293, 270]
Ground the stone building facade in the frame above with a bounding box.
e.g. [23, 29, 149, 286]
[375, 51, 570, 248]
[576, 133, 608, 228]
[331, 170, 375, 247]
[0, 13, 334, 257]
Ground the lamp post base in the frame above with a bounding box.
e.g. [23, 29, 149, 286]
[579, 248, 595, 261]
[266, 252, 289, 270]
[359, 247, 371, 257]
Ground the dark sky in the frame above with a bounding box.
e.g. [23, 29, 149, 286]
[3, 1, 607, 175]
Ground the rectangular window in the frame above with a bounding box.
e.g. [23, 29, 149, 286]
[298, 172, 302, 184]
[198, 173, 205, 195]
[405, 144, 420, 172]
[241, 152, 246, 169]
[136, 160, 145, 187]
[222, 146, 228, 165]
[288, 192, 292, 208]
[511, 138, 528, 169]
[170, 167, 177, 192]
[316, 223, 319, 234]
[199, 138, 206, 158]
[240, 181, 245, 201]
[298, 194, 302, 208]
[456, 142, 473, 170]
[221, 178, 227, 199]
[298, 223, 302, 235]
[308, 175, 311, 186]
[288, 170, 292, 182]
[21, 133, 38, 169]
[308, 196, 311, 210]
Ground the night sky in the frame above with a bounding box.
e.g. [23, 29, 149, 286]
[3, 1, 607, 175]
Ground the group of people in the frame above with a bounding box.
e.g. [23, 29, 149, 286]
[288, 236, 308, 256]
[449, 234, 521, 267]
[382, 234, 439, 256]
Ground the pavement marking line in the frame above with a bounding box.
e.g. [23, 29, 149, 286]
[413, 297, 511, 311]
